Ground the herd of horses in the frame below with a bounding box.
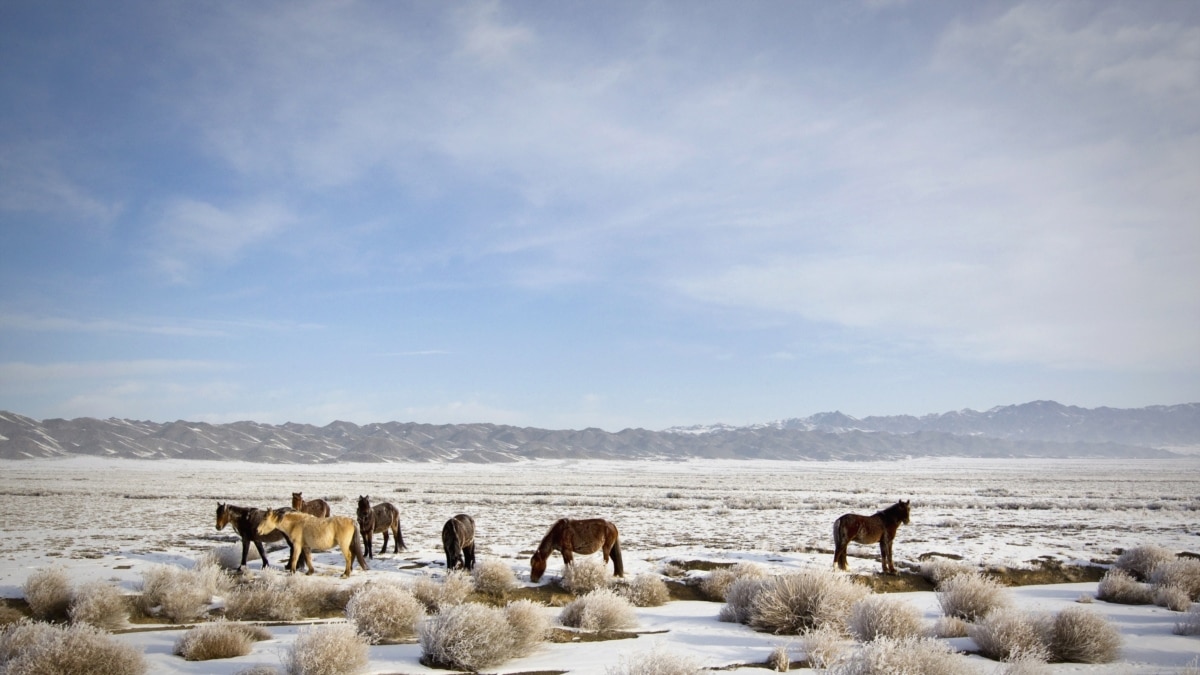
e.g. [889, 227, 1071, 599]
[215, 492, 911, 580]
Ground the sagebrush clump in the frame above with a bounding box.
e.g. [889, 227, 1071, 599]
[345, 580, 424, 643]
[1096, 568, 1154, 605]
[224, 571, 301, 622]
[69, 581, 129, 630]
[919, 559, 974, 585]
[173, 621, 271, 661]
[561, 558, 612, 594]
[21, 568, 72, 622]
[617, 574, 670, 607]
[936, 572, 1010, 622]
[505, 599, 551, 657]
[847, 595, 925, 642]
[605, 645, 702, 675]
[827, 636, 974, 675]
[136, 556, 231, 623]
[1045, 606, 1121, 664]
[471, 558, 518, 596]
[560, 588, 638, 631]
[419, 602, 516, 671]
[0, 620, 147, 675]
[1150, 558, 1200, 602]
[747, 570, 869, 635]
[701, 562, 767, 601]
[967, 608, 1050, 663]
[412, 571, 475, 612]
[283, 623, 369, 675]
[1114, 544, 1176, 581]
[1175, 604, 1200, 636]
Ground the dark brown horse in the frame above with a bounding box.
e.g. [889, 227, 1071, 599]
[356, 495, 404, 558]
[215, 503, 309, 572]
[832, 499, 911, 574]
[442, 514, 476, 570]
[530, 517, 623, 583]
[291, 492, 331, 518]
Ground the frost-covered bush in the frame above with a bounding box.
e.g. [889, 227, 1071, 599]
[224, 571, 301, 622]
[617, 574, 670, 607]
[701, 562, 767, 601]
[605, 645, 702, 675]
[0, 620, 146, 675]
[22, 568, 72, 622]
[289, 575, 351, 618]
[505, 599, 551, 657]
[136, 556, 231, 623]
[412, 571, 475, 612]
[1155, 585, 1192, 612]
[967, 608, 1050, 663]
[1150, 558, 1200, 601]
[718, 577, 765, 624]
[1175, 604, 1200, 636]
[937, 572, 1010, 621]
[931, 615, 970, 638]
[471, 558, 518, 596]
[1045, 606, 1120, 664]
[345, 580, 424, 644]
[919, 559, 974, 585]
[802, 626, 848, 669]
[173, 621, 270, 661]
[1096, 568, 1154, 605]
[0, 606, 24, 627]
[559, 588, 638, 631]
[561, 558, 612, 594]
[847, 595, 925, 642]
[283, 623, 369, 675]
[1114, 545, 1176, 581]
[69, 581, 128, 630]
[766, 644, 790, 672]
[828, 637, 973, 675]
[748, 571, 870, 635]
[419, 602, 516, 671]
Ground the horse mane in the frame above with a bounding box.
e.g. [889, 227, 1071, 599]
[537, 518, 568, 554]
[879, 500, 909, 526]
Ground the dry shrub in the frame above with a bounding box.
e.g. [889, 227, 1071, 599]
[919, 559, 974, 585]
[224, 572, 301, 622]
[561, 558, 612, 594]
[827, 636, 973, 675]
[1156, 585, 1193, 612]
[1175, 604, 1200, 636]
[801, 626, 848, 669]
[605, 645, 702, 675]
[0, 606, 25, 627]
[967, 608, 1050, 663]
[617, 574, 670, 607]
[136, 557, 230, 623]
[0, 621, 146, 675]
[69, 581, 128, 630]
[936, 572, 1010, 621]
[22, 568, 72, 622]
[1151, 559, 1200, 601]
[1114, 544, 1176, 581]
[748, 570, 869, 635]
[719, 577, 765, 624]
[767, 644, 791, 672]
[1045, 606, 1120, 664]
[283, 623, 369, 675]
[471, 558, 518, 596]
[931, 615, 969, 638]
[1096, 568, 1154, 605]
[345, 580, 424, 644]
[505, 599, 551, 657]
[559, 588, 638, 631]
[234, 667, 282, 675]
[173, 621, 270, 661]
[847, 595, 924, 642]
[997, 653, 1052, 675]
[412, 571, 475, 612]
[419, 602, 516, 671]
[290, 576, 352, 618]
[701, 562, 767, 601]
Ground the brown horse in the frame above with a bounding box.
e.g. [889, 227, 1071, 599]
[257, 508, 368, 578]
[215, 502, 309, 572]
[356, 495, 405, 558]
[530, 517, 623, 583]
[832, 499, 911, 574]
[442, 514, 476, 571]
[291, 492, 331, 518]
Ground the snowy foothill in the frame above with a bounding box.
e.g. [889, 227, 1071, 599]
[1, 456, 1198, 673]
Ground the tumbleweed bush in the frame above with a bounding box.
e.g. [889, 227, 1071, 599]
[936, 572, 1011, 622]
[68, 580, 128, 630]
[827, 636, 974, 675]
[1114, 544, 1176, 581]
[21, 568, 72, 622]
[847, 594, 925, 642]
[1045, 606, 1120, 664]
[419, 602, 516, 671]
[967, 607, 1050, 663]
[559, 588, 638, 631]
[344, 580, 424, 643]
[561, 558, 612, 594]
[0, 621, 146, 675]
[604, 645, 702, 675]
[748, 570, 869, 635]
[1096, 568, 1155, 605]
[283, 623, 369, 675]
[617, 574, 670, 607]
[471, 558, 518, 596]
[173, 620, 270, 661]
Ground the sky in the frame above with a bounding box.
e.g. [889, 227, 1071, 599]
[1, 1, 1197, 431]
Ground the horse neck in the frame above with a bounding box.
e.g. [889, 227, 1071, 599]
[538, 521, 564, 554]
[880, 506, 906, 527]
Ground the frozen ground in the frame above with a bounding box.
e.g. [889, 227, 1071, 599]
[1, 456, 1198, 673]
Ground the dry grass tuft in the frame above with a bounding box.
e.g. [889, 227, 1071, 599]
[1045, 606, 1121, 664]
[930, 615, 969, 638]
[748, 570, 869, 635]
[827, 636, 973, 675]
[345, 580, 424, 644]
[173, 620, 270, 661]
[471, 559, 518, 596]
[967, 607, 1050, 663]
[701, 562, 768, 601]
[69, 581, 129, 630]
[847, 594, 925, 642]
[559, 588, 638, 631]
[801, 626, 848, 669]
[616, 574, 670, 608]
[920, 559, 974, 585]
[604, 645, 702, 675]
[1173, 604, 1200, 636]
[1096, 568, 1155, 605]
[936, 572, 1010, 622]
[766, 643, 791, 672]
[22, 568, 72, 622]
[0, 620, 147, 675]
[283, 623, 369, 675]
[561, 558, 612, 594]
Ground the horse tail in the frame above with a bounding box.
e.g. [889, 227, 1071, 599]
[832, 517, 846, 569]
[395, 514, 407, 551]
[610, 533, 625, 577]
[352, 523, 369, 571]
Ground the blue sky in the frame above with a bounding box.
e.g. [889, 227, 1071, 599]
[1, 1, 1197, 430]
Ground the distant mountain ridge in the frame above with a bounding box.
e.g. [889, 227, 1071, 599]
[0, 401, 1194, 463]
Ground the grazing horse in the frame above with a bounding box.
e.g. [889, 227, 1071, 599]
[215, 502, 308, 572]
[291, 492, 331, 518]
[356, 495, 405, 558]
[442, 514, 476, 570]
[832, 499, 911, 574]
[530, 517, 623, 583]
[257, 508, 368, 578]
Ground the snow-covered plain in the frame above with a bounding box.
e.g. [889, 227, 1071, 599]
[1, 456, 1198, 673]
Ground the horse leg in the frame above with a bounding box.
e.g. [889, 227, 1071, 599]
[880, 535, 894, 574]
[239, 537, 252, 570]
[381, 530, 390, 556]
[390, 523, 400, 554]
[252, 539, 269, 570]
[352, 529, 369, 572]
[609, 539, 625, 577]
[302, 547, 315, 575]
[464, 543, 475, 571]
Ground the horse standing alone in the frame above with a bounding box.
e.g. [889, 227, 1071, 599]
[215, 502, 308, 572]
[442, 514, 476, 570]
[257, 508, 368, 578]
[291, 492, 331, 518]
[356, 495, 405, 558]
[832, 499, 911, 574]
[530, 517, 623, 583]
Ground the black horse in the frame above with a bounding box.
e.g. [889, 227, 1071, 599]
[356, 495, 405, 558]
[442, 513, 476, 570]
[215, 502, 308, 572]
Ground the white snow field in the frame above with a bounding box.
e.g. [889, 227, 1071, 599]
[1, 456, 1197, 673]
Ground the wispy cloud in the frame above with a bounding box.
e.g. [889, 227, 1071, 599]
[150, 198, 295, 282]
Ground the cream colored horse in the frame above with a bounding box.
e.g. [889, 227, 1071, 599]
[257, 509, 368, 578]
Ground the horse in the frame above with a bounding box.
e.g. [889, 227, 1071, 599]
[215, 502, 309, 572]
[529, 517, 623, 583]
[832, 499, 911, 574]
[356, 495, 405, 558]
[291, 491, 331, 518]
[257, 508, 368, 578]
[442, 514, 476, 570]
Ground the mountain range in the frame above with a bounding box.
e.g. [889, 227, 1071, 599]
[1, 401, 1196, 463]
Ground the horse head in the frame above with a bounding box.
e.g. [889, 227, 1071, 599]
[215, 502, 228, 530]
[529, 549, 548, 583]
[357, 495, 370, 514]
[897, 499, 911, 524]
